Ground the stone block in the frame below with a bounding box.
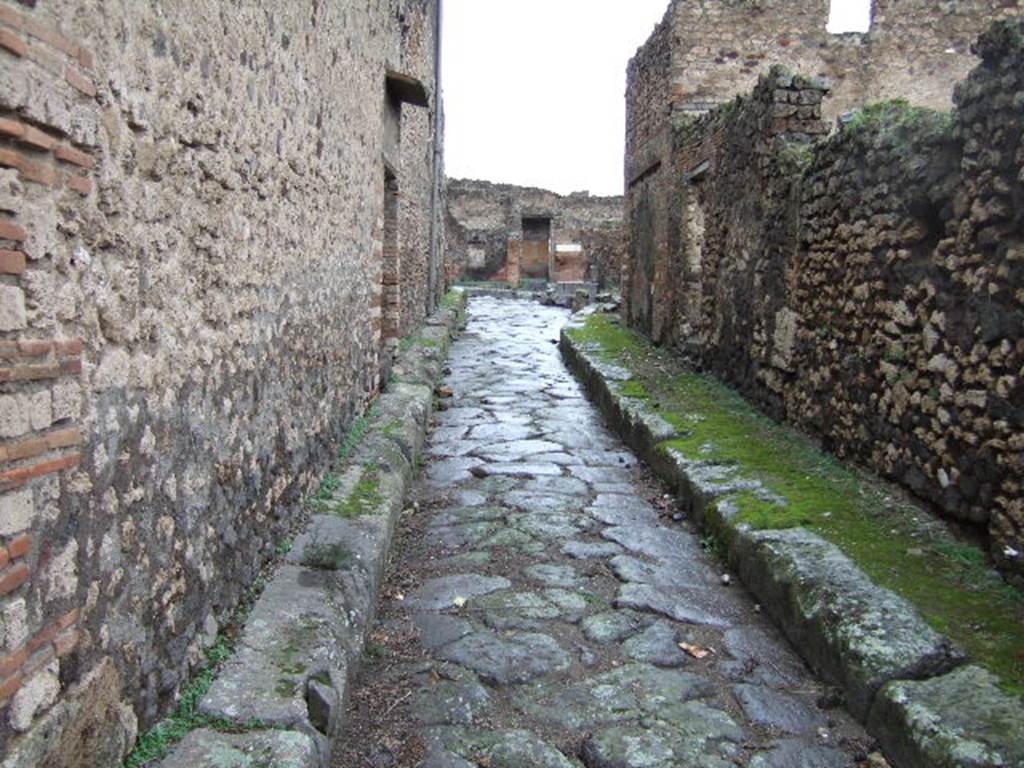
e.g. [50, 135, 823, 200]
[159, 728, 319, 768]
[199, 565, 358, 754]
[868, 665, 1024, 768]
[0, 395, 30, 439]
[728, 527, 966, 721]
[0, 286, 26, 331]
[27, 391, 51, 432]
[9, 660, 59, 732]
[2, 658, 136, 768]
[0, 490, 34, 537]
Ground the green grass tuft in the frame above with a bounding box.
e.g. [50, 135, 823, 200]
[337, 405, 377, 464]
[122, 638, 263, 767]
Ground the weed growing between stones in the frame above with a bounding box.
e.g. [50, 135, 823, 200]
[336, 404, 378, 464]
[304, 404, 381, 515]
[400, 335, 441, 352]
[568, 312, 1024, 696]
[441, 288, 468, 318]
[122, 638, 264, 767]
[700, 533, 725, 559]
[453, 279, 512, 289]
[274, 537, 293, 557]
[843, 99, 953, 141]
[122, 551, 286, 767]
[364, 641, 388, 660]
[333, 466, 382, 518]
[314, 473, 342, 504]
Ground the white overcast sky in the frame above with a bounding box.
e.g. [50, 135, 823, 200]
[441, 1, 872, 197]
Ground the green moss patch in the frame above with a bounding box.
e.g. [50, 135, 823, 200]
[300, 541, 353, 571]
[567, 313, 1024, 696]
[332, 466, 382, 518]
[842, 99, 953, 143]
[454, 279, 512, 289]
[400, 335, 441, 352]
[617, 379, 651, 399]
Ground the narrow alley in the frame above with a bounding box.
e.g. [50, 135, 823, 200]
[333, 297, 871, 768]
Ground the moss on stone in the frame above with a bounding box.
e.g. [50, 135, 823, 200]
[274, 679, 298, 698]
[775, 140, 815, 172]
[843, 99, 953, 144]
[271, 617, 320, 681]
[617, 379, 650, 399]
[332, 465, 382, 518]
[567, 312, 1024, 696]
[400, 335, 441, 352]
[300, 541, 353, 571]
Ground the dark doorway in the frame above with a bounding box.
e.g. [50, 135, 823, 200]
[381, 168, 401, 375]
[520, 216, 551, 280]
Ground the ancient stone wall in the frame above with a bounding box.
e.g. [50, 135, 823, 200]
[446, 178, 624, 287]
[625, 0, 1020, 267]
[0, 0, 443, 763]
[398, 0, 444, 330]
[634, 0, 1019, 127]
[622, 20, 1024, 578]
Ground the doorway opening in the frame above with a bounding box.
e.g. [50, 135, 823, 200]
[520, 216, 552, 280]
[381, 168, 401, 372]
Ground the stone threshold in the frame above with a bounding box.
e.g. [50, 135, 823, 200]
[158, 291, 467, 768]
[559, 312, 1024, 768]
[456, 282, 600, 309]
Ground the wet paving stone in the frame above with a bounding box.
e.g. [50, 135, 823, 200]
[405, 573, 512, 611]
[561, 539, 624, 559]
[438, 629, 574, 685]
[333, 297, 873, 767]
[621, 621, 691, 667]
[734, 683, 829, 735]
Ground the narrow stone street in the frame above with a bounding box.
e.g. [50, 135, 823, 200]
[334, 297, 872, 768]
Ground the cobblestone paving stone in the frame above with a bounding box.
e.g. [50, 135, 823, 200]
[333, 297, 875, 768]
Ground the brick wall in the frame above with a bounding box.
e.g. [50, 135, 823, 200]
[0, 0, 443, 763]
[0, 4, 97, 753]
[621, 19, 1024, 580]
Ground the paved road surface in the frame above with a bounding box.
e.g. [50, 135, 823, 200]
[333, 297, 872, 768]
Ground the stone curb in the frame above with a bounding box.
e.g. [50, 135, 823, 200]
[559, 316, 1023, 768]
[159, 292, 467, 768]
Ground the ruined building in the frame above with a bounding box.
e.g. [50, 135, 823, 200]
[0, 0, 444, 763]
[446, 178, 624, 288]
[624, 2, 1024, 576]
